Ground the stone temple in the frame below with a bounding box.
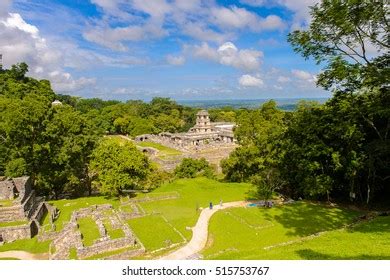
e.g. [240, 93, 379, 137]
[136, 110, 235, 149]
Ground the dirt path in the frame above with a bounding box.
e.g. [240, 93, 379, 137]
[0, 251, 48, 260]
[160, 201, 247, 260]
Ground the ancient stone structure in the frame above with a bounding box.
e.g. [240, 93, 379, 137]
[135, 110, 235, 150]
[0, 176, 52, 243]
[49, 204, 144, 260]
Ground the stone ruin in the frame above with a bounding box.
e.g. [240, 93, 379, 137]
[49, 204, 145, 260]
[135, 110, 236, 151]
[0, 176, 55, 244]
[134, 110, 237, 171]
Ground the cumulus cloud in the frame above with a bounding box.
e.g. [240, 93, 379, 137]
[240, 0, 319, 29]
[0, 0, 12, 17]
[48, 71, 96, 92]
[239, 74, 264, 87]
[189, 42, 263, 72]
[83, 20, 167, 52]
[277, 75, 291, 83]
[0, 12, 96, 93]
[210, 6, 285, 32]
[166, 55, 185, 66]
[291, 69, 316, 83]
[85, 1, 286, 50]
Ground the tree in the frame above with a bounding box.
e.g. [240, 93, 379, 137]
[252, 169, 284, 205]
[0, 63, 101, 198]
[38, 105, 100, 198]
[285, 0, 389, 204]
[222, 101, 286, 182]
[288, 0, 388, 91]
[174, 158, 215, 179]
[90, 138, 152, 196]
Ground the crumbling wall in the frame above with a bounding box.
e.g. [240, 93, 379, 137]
[0, 205, 25, 222]
[0, 223, 33, 243]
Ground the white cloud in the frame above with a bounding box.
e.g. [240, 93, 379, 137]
[181, 22, 232, 44]
[291, 69, 316, 82]
[240, 0, 319, 29]
[166, 55, 185, 66]
[0, 12, 96, 93]
[277, 75, 291, 83]
[85, 1, 286, 50]
[210, 6, 285, 32]
[48, 71, 96, 92]
[240, 0, 267, 6]
[0, 0, 12, 17]
[239, 74, 264, 87]
[189, 42, 263, 72]
[218, 42, 263, 71]
[83, 19, 167, 52]
[189, 42, 219, 61]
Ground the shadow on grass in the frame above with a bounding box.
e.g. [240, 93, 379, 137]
[296, 249, 390, 260]
[346, 215, 390, 234]
[262, 202, 360, 237]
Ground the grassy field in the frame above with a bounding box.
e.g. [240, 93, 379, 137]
[202, 202, 390, 259]
[0, 237, 50, 253]
[259, 215, 390, 260]
[136, 141, 182, 156]
[103, 219, 125, 240]
[135, 177, 253, 242]
[77, 217, 101, 247]
[0, 199, 14, 207]
[127, 215, 184, 251]
[0, 220, 28, 228]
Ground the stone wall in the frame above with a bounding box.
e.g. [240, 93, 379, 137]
[0, 205, 25, 222]
[77, 237, 137, 259]
[0, 180, 15, 200]
[0, 222, 33, 243]
[32, 202, 48, 224]
[50, 221, 83, 260]
[103, 248, 145, 260]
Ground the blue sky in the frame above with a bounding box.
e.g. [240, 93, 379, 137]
[0, 0, 329, 101]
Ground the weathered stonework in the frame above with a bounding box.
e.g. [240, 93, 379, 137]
[0, 176, 51, 244]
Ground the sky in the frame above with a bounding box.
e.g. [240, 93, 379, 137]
[0, 0, 330, 101]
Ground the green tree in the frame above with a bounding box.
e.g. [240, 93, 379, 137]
[38, 105, 100, 198]
[285, 0, 389, 204]
[288, 0, 389, 91]
[252, 169, 284, 205]
[222, 101, 286, 182]
[90, 138, 152, 196]
[174, 158, 215, 179]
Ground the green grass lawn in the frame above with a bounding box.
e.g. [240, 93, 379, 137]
[136, 141, 182, 156]
[77, 217, 101, 247]
[0, 199, 14, 207]
[201, 202, 384, 259]
[258, 215, 390, 260]
[127, 215, 184, 251]
[0, 220, 28, 228]
[0, 237, 50, 254]
[50, 196, 120, 231]
[103, 219, 125, 239]
[136, 177, 253, 241]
